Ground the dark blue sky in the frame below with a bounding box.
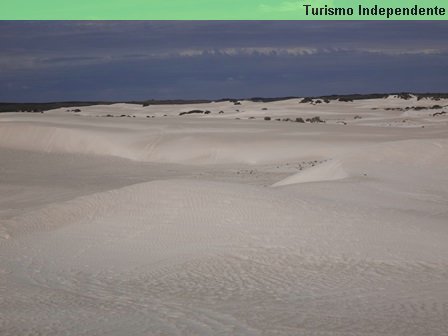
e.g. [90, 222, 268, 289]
[1, 21, 447, 102]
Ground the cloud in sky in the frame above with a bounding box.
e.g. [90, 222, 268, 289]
[0, 21, 447, 101]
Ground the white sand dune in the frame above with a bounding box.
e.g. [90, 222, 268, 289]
[0, 119, 366, 164]
[1, 96, 448, 335]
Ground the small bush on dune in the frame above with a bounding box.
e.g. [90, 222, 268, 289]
[306, 116, 324, 123]
[396, 93, 412, 100]
[433, 111, 447, 117]
[300, 97, 313, 103]
[179, 110, 204, 116]
[338, 98, 353, 102]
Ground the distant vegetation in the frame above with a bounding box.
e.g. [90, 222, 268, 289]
[378, 104, 446, 112]
[1, 93, 448, 113]
[142, 99, 210, 107]
[0, 100, 211, 113]
[433, 111, 446, 117]
[0, 101, 118, 113]
[248, 97, 297, 103]
[300, 97, 314, 103]
[306, 116, 325, 123]
[301, 93, 448, 104]
[263, 116, 322, 123]
[179, 110, 210, 116]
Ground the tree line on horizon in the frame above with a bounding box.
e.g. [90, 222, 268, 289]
[1, 92, 447, 113]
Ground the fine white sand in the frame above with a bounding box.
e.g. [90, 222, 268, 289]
[1, 95, 448, 335]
